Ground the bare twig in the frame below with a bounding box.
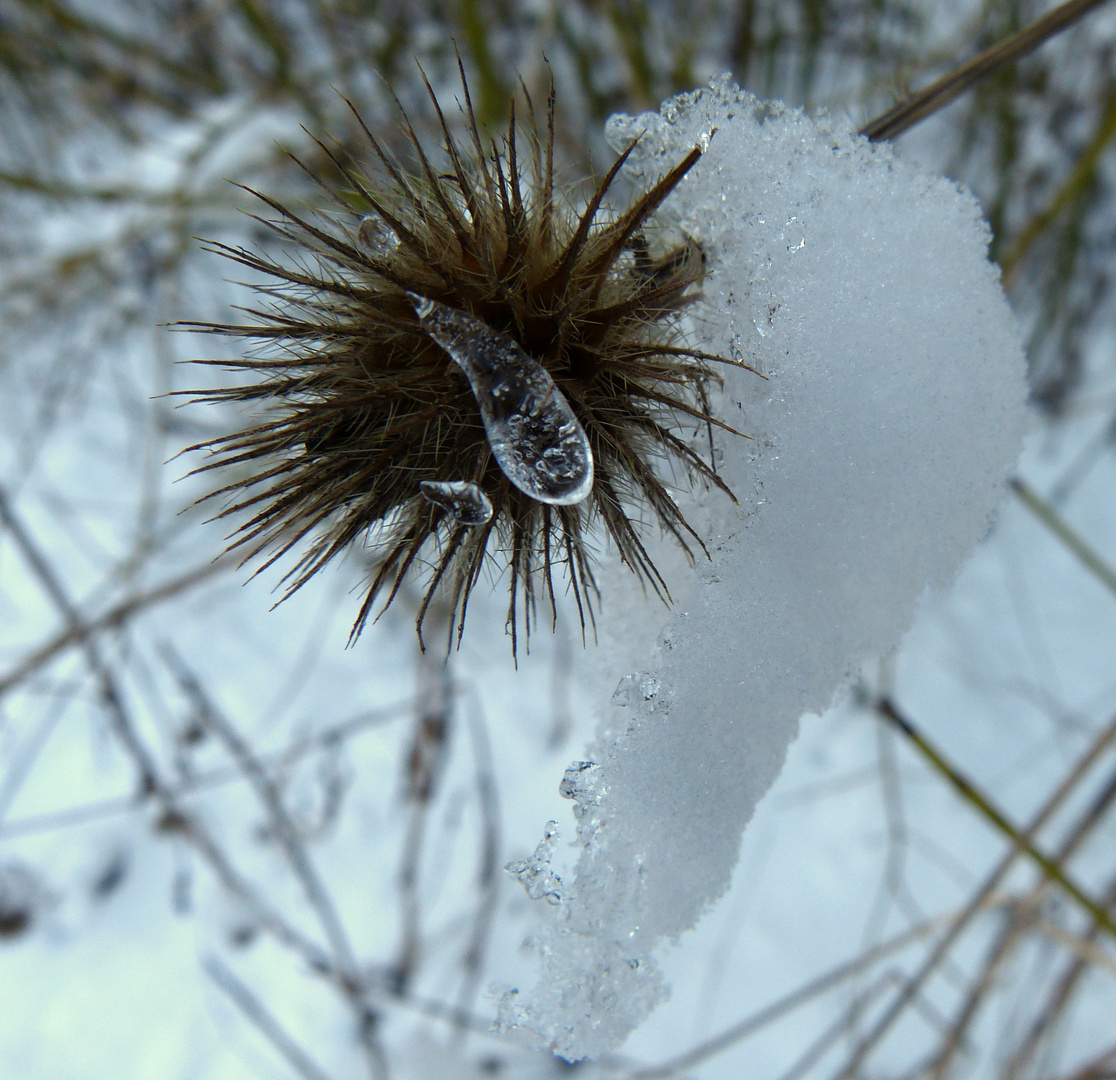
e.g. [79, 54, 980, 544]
[1005, 837, 1116, 1076]
[860, 0, 1114, 141]
[204, 955, 337, 1080]
[161, 644, 389, 1080]
[0, 485, 333, 972]
[0, 557, 234, 701]
[0, 699, 408, 840]
[1044, 1038, 1116, 1080]
[160, 644, 362, 984]
[1001, 89, 1116, 284]
[453, 685, 503, 1036]
[624, 903, 1003, 1080]
[1011, 477, 1116, 602]
[877, 697, 1116, 941]
[831, 701, 1116, 1079]
[773, 974, 895, 1080]
[394, 618, 454, 992]
[0, 483, 160, 792]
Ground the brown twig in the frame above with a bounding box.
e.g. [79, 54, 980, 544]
[0, 486, 334, 973]
[161, 644, 390, 1080]
[997, 783, 1116, 1079]
[0, 700, 408, 840]
[0, 483, 160, 792]
[1010, 477, 1116, 603]
[1043, 1038, 1116, 1080]
[1005, 869, 1116, 1077]
[829, 698, 1116, 1080]
[160, 645, 362, 983]
[877, 697, 1116, 939]
[860, 0, 1113, 141]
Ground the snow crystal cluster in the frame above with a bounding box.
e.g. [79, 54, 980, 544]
[501, 77, 1029, 1059]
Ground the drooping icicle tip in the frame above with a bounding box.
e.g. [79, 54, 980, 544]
[409, 294, 594, 507]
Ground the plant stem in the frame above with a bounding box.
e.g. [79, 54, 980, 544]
[1000, 89, 1116, 283]
[861, 0, 1114, 141]
[1011, 477, 1116, 602]
[876, 697, 1116, 943]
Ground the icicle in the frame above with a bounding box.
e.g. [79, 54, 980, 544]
[409, 295, 594, 506]
[419, 479, 494, 525]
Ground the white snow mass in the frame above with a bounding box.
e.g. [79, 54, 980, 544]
[501, 77, 1029, 1060]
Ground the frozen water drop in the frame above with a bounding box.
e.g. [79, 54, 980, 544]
[409, 295, 594, 506]
[355, 213, 399, 257]
[419, 479, 493, 525]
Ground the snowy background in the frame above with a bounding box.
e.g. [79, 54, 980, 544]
[2, 2, 1116, 1079]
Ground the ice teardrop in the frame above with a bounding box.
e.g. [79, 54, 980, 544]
[409, 295, 594, 506]
[419, 479, 494, 525]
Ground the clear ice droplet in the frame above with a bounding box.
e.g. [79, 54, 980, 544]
[409, 295, 594, 506]
[419, 479, 494, 525]
[355, 213, 399, 257]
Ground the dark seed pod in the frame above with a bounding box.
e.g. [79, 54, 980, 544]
[182, 64, 760, 657]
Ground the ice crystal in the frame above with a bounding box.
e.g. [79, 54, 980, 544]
[418, 480, 494, 525]
[410, 296, 595, 506]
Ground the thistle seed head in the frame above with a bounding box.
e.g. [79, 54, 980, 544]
[183, 65, 759, 657]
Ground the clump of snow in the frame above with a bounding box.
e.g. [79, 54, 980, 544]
[503, 77, 1029, 1060]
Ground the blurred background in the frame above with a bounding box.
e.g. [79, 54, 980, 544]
[1, 1, 1116, 1078]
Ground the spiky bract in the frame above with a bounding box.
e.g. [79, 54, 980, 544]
[186, 68, 756, 655]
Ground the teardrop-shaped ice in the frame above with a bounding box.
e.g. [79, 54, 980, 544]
[409, 295, 594, 506]
[419, 479, 494, 525]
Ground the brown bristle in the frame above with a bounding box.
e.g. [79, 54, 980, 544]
[179, 65, 763, 658]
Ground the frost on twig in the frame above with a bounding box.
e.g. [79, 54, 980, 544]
[503, 77, 1029, 1060]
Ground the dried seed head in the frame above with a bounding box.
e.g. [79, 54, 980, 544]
[183, 67, 760, 657]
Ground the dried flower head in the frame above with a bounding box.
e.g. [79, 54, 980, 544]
[184, 64, 760, 656]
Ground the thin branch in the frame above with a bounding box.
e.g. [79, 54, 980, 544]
[0, 700, 409, 840]
[394, 620, 453, 992]
[773, 974, 895, 1080]
[160, 644, 363, 986]
[1001, 89, 1116, 283]
[0, 484, 160, 792]
[453, 684, 503, 1036]
[0, 487, 332, 972]
[877, 698, 1116, 941]
[161, 645, 391, 1080]
[1011, 477, 1116, 602]
[1006, 868, 1116, 1079]
[204, 955, 337, 1080]
[624, 904, 999, 1080]
[860, 0, 1114, 141]
[832, 700, 1116, 1078]
[0, 557, 235, 701]
[1044, 1039, 1116, 1080]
